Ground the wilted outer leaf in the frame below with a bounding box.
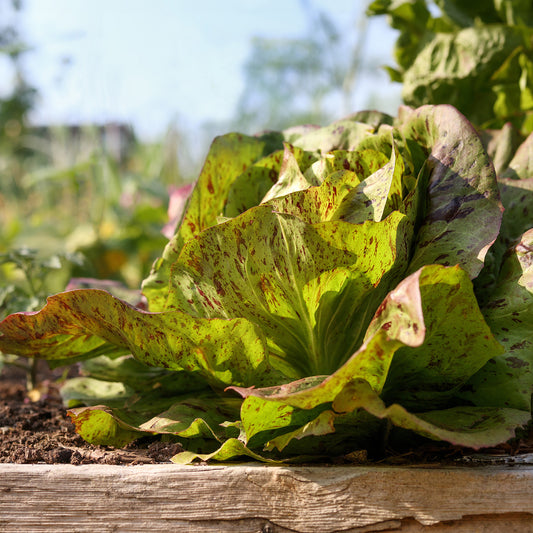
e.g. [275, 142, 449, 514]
[171, 438, 281, 464]
[397, 105, 503, 278]
[143, 131, 283, 311]
[168, 205, 410, 377]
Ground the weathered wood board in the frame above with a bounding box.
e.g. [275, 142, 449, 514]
[1, 464, 533, 532]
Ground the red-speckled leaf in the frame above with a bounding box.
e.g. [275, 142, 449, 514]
[303, 148, 388, 184]
[338, 141, 406, 224]
[266, 149, 390, 224]
[230, 264, 505, 450]
[232, 264, 497, 411]
[261, 143, 319, 203]
[368, 264, 504, 410]
[143, 131, 283, 311]
[222, 149, 285, 218]
[0, 289, 275, 388]
[396, 105, 503, 278]
[68, 392, 239, 448]
[333, 379, 530, 450]
[291, 117, 375, 152]
[168, 205, 410, 378]
[461, 229, 533, 412]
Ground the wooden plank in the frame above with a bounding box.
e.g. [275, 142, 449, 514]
[1, 464, 533, 532]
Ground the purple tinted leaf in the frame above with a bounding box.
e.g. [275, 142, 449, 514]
[397, 105, 503, 278]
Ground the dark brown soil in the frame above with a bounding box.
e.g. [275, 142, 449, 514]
[0, 364, 182, 465]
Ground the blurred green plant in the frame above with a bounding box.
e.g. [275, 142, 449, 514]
[367, 0, 533, 135]
[1, 125, 186, 288]
[0, 247, 84, 387]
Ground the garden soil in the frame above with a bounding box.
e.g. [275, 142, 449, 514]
[0, 364, 182, 465]
[1, 363, 532, 466]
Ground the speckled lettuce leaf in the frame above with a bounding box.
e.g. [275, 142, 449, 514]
[259, 143, 318, 203]
[0, 289, 275, 389]
[167, 205, 410, 378]
[171, 438, 281, 464]
[61, 354, 209, 410]
[265, 148, 389, 224]
[337, 141, 406, 224]
[461, 229, 533, 412]
[368, 0, 533, 133]
[230, 264, 510, 451]
[290, 117, 375, 152]
[68, 392, 240, 448]
[222, 149, 285, 218]
[500, 131, 533, 180]
[143, 131, 283, 311]
[400, 26, 527, 129]
[303, 148, 389, 184]
[475, 134, 533, 294]
[396, 105, 503, 278]
[370, 265, 504, 410]
[333, 379, 530, 450]
[266, 142, 408, 227]
[60, 353, 238, 448]
[68, 405, 150, 448]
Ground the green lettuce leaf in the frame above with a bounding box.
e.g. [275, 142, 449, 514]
[168, 205, 410, 377]
[227, 265, 517, 453]
[396, 105, 503, 278]
[461, 229, 533, 412]
[0, 289, 276, 388]
[143, 131, 284, 311]
[0, 104, 529, 462]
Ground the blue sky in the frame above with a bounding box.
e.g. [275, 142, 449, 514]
[8, 0, 402, 140]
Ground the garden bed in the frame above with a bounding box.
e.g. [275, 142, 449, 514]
[2, 366, 533, 532]
[0, 365, 182, 465]
[2, 463, 533, 532]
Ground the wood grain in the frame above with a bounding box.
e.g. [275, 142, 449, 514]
[1, 464, 533, 532]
